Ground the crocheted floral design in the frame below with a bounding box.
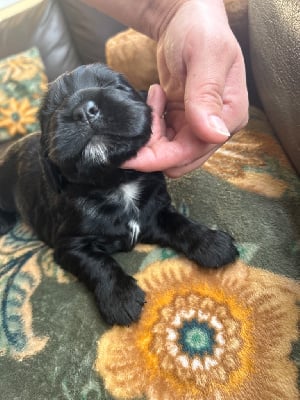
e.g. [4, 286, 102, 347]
[0, 47, 47, 141]
[0, 52, 47, 83]
[0, 224, 70, 360]
[202, 107, 300, 198]
[95, 258, 299, 400]
[0, 98, 38, 136]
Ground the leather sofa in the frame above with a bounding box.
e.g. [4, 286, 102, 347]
[249, 0, 300, 173]
[0, 0, 300, 171]
[0, 0, 124, 81]
[0, 0, 298, 172]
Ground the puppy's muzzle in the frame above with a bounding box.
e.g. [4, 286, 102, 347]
[72, 100, 100, 123]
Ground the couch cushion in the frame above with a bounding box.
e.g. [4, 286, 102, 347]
[0, 47, 47, 141]
[0, 0, 80, 81]
[106, 29, 159, 90]
[249, 0, 300, 173]
[60, 0, 125, 64]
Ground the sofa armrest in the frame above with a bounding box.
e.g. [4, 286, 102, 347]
[249, 0, 300, 173]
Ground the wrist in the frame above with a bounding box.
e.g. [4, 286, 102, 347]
[142, 0, 189, 41]
[150, 0, 228, 41]
[84, 0, 188, 40]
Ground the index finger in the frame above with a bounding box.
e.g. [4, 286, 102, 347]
[122, 126, 213, 172]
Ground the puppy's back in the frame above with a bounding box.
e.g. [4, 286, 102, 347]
[0, 133, 41, 211]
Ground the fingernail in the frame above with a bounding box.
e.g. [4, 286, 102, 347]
[147, 85, 155, 102]
[209, 115, 231, 137]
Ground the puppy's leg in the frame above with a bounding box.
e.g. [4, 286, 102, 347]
[142, 206, 238, 268]
[53, 237, 145, 325]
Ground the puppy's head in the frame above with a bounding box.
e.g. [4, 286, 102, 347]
[39, 63, 151, 184]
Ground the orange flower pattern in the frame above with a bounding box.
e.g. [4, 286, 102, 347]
[0, 98, 38, 136]
[0, 47, 47, 141]
[202, 107, 300, 198]
[95, 258, 299, 400]
[0, 53, 47, 83]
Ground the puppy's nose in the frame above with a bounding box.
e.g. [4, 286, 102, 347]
[73, 100, 99, 122]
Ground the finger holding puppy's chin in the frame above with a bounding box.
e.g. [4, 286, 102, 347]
[122, 84, 219, 176]
[122, 83, 170, 170]
[122, 125, 216, 176]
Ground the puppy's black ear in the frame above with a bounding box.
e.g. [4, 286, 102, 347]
[40, 155, 67, 193]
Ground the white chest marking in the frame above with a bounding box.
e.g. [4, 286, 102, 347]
[119, 181, 141, 212]
[128, 219, 140, 245]
[119, 181, 142, 244]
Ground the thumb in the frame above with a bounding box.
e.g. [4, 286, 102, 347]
[184, 42, 232, 144]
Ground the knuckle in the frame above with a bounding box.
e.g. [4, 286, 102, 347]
[185, 81, 223, 108]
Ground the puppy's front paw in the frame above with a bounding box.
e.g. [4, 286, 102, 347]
[96, 275, 145, 326]
[193, 229, 238, 268]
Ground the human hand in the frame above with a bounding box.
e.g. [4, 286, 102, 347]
[123, 0, 248, 177]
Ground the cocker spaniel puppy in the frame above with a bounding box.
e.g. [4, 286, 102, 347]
[0, 64, 237, 325]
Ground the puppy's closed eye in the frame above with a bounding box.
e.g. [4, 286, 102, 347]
[39, 64, 152, 174]
[115, 84, 131, 92]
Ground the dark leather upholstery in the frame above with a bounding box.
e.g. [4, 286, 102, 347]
[249, 0, 300, 172]
[0, 0, 80, 81]
[59, 0, 125, 65]
[1, 0, 299, 172]
[0, 0, 125, 81]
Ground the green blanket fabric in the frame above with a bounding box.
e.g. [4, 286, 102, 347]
[0, 107, 299, 399]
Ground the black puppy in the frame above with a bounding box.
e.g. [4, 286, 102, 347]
[0, 64, 237, 325]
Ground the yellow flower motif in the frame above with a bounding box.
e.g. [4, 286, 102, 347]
[95, 259, 299, 400]
[202, 107, 295, 198]
[0, 98, 38, 136]
[1, 55, 46, 83]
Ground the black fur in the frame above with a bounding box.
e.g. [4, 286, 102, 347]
[0, 64, 238, 325]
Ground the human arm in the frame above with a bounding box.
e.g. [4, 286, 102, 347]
[85, 0, 249, 177]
